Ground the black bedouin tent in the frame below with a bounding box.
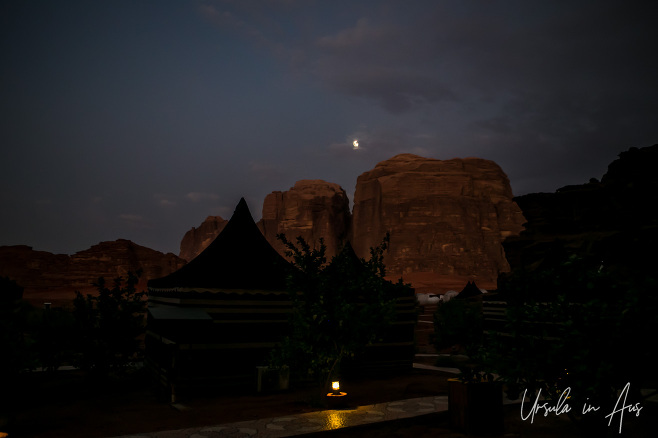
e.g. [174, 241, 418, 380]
[146, 198, 294, 399]
[455, 280, 483, 300]
[149, 198, 289, 292]
[146, 198, 417, 400]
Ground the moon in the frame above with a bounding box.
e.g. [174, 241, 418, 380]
[353, 140, 359, 149]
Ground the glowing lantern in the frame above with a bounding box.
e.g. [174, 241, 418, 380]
[327, 380, 347, 398]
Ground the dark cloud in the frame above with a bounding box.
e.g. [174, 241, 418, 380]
[315, 63, 457, 114]
[310, 16, 458, 113]
[2, 0, 657, 254]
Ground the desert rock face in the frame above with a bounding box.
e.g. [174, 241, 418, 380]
[0, 246, 70, 290]
[351, 154, 526, 293]
[503, 144, 658, 276]
[69, 239, 186, 287]
[179, 216, 228, 261]
[0, 240, 186, 306]
[257, 180, 351, 259]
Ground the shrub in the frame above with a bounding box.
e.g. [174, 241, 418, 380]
[271, 234, 407, 392]
[72, 271, 146, 376]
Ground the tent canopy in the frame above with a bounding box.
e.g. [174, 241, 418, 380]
[148, 198, 292, 292]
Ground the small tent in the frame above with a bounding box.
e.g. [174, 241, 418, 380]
[455, 280, 483, 300]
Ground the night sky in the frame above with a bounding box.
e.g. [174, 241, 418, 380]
[2, 1, 657, 256]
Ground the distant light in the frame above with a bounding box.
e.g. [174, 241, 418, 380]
[353, 140, 359, 149]
[332, 381, 340, 392]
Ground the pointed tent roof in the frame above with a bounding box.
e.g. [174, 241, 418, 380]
[148, 198, 291, 292]
[455, 280, 483, 300]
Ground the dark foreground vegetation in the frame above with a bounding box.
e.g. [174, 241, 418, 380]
[0, 272, 147, 431]
[433, 145, 658, 434]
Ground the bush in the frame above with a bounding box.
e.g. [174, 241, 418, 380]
[271, 234, 406, 392]
[72, 271, 146, 376]
[31, 306, 76, 373]
[483, 256, 658, 415]
[433, 298, 482, 354]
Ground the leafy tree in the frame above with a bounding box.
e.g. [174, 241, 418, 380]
[0, 277, 34, 377]
[433, 297, 483, 354]
[271, 234, 407, 394]
[0, 277, 36, 428]
[72, 271, 146, 376]
[482, 255, 658, 425]
[31, 306, 76, 373]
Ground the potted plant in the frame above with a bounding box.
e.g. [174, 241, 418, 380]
[448, 362, 504, 436]
[257, 339, 292, 393]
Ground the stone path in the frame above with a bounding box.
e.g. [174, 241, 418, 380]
[114, 395, 449, 438]
[113, 364, 524, 438]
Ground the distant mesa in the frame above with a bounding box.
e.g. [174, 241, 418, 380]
[351, 154, 525, 292]
[179, 215, 228, 261]
[16, 143, 652, 302]
[1, 153, 526, 301]
[0, 239, 186, 306]
[178, 180, 351, 263]
[257, 179, 351, 261]
[179, 154, 525, 293]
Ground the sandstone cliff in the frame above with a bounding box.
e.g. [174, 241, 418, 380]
[351, 154, 526, 293]
[257, 180, 351, 259]
[0, 240, 186, 306]
[179, 216, 228, 261]
[503, 144, 658, 277]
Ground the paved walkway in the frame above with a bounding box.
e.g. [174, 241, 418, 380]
[112, 364, 658, 438]
[115, 395, 450, 438]
[114, 365, 513, 438]
[112, 364, 471, 438]
[118, 360, 586, 438]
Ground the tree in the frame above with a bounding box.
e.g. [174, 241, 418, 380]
[433, 297, 482, 354]
[271, 234, 407, 395]
[482, 255, 658, 426]
[0, 277, 33, 377]
[72, 271, 146, 376]
[0, 277, 36, 429]
[32, 305, 76, 373]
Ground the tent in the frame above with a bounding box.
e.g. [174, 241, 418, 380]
[146, 198, 294, 398]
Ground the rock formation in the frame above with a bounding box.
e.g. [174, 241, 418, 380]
[503, 144, 658, 277]
[0, 246, 70, 290]
[351, 154, 526, 293]
[179, 216, 228, 261]
[176, 158, 525, 293]
[257, 180, 351, 260]
[70, 239, 186, 287]
[0, 240, 186, 306]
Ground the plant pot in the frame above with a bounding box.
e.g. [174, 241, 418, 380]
[256, 366, 290, 392]
[449, 379, 504, 436]
[277, 365, 290, 390]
